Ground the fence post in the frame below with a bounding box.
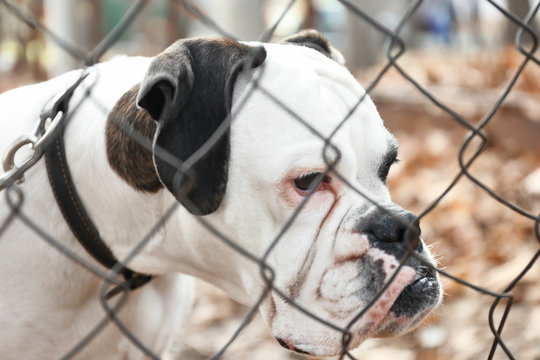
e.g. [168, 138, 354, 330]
[43, 0, 78, 75]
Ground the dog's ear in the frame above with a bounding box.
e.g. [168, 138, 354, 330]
[281, 29, 345, 65]
[137, 39, 266, 215]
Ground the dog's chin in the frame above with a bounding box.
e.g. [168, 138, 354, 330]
[274, 315, 424, 356]
[271, 270, 441, 356]
[273, 310, 434, 357]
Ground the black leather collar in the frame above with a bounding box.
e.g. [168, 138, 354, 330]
[42, 76, 151, 297]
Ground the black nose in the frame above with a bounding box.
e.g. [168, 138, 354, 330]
[356, 206, 422, 254]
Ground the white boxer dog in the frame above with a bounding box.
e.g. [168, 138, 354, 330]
[0, 30, 441, 359]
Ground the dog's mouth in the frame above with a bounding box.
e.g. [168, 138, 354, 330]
[271, 264, 440, 356]
[370, 268, 440, 339]
[276, 337, 312, 355]
[388, 266, 440, 318]
[265, 228, 442, 357]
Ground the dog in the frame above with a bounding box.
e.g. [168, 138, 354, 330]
[0, 30, 441, 359]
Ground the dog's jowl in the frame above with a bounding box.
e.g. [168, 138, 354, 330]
[0, 30, 441, 359]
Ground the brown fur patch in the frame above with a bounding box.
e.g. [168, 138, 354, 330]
[281, 29, 332, 59]
[106, 85, 162, 192]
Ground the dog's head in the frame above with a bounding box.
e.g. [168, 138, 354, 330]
[107, 30, 441, 356]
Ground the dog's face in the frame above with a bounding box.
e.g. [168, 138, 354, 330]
[108, 30, 441, 356]
[223, 41, 441, 356]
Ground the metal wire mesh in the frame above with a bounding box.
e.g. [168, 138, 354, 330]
[0, 0, 539, 359]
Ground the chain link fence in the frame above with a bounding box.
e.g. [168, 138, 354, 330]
[0, 0, 539, 359]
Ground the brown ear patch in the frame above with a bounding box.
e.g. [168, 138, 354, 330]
[281, 29, 332, 59]
[106, 85, 162, 192]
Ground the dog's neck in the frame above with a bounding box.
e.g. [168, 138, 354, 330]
[39, 60, 259, 304]
[80, 115, 249, 299]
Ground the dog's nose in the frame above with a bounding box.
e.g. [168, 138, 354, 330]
[356, 206, 422, 253]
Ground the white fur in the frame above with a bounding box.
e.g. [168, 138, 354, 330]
[0, 57, 196, 359]
[0, 42, 439, 359]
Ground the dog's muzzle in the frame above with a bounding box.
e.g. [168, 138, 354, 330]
[268, 205, 442, 356]
[355, 206, 440, 334]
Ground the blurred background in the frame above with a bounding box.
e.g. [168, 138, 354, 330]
[1, 0, 540, 77]
[1, 0, 539, 359]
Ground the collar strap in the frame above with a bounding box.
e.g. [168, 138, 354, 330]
[43, 77, 151, 295]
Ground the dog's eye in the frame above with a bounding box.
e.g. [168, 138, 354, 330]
[378, 161, 397, 182]
[293, 172, 330, 194]
[378, 148, 400, 182]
